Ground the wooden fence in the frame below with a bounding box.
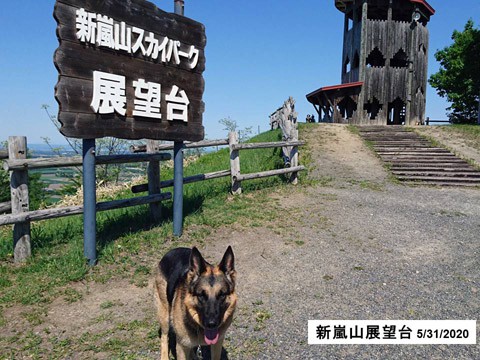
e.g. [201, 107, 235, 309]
[425, 117, 450, 125]
[0, 132, 305, 263]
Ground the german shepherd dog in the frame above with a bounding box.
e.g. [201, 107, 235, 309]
[154, 246, 237, 360]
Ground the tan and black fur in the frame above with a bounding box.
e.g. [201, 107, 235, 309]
[154, 246, 237, 360]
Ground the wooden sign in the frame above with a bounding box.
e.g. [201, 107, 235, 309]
[54, 0, 206, 141]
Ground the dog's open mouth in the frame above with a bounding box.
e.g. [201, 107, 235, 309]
[204, 328, 219, 345]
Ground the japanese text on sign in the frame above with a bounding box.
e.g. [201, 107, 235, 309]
[308, 320, 476, 345]
[76, 8, 199, 69]
[91, 71, 190, 122]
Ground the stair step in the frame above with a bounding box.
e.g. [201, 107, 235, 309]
[378, 152, 456, 156]
[403, 181, 480, 187]
[381, 156, 463, 161]
[374, 145, 447, 149]
[373, 145, 434, 149]
[363, 136, 420, 140]
[392, 171, 480, 178]
[396, 176, 480, 183]
[356, 126, 480, 188]
[390, 166, 478, 172]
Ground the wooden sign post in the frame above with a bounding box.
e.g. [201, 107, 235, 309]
[54, 0, 206, 141]
[54, 0, 206, 264]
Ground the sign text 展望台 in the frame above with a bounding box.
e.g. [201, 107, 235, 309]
[54, 0, 206, 141]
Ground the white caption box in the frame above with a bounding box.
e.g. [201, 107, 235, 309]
[308, 320, 477, 345]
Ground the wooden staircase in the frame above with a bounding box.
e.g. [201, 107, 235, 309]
[357, 126, 480, 187]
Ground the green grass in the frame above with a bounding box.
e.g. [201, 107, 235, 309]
[0, 128, 305, 307]
[0, 128, 312, 358]
[438, 125, 480, 153]
[444, 124, 480, 138]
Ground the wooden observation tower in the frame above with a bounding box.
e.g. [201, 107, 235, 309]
[307, 0, 435, 125]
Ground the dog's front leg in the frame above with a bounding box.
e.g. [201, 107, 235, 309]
[210, 339, 223, 360]
[175, 343, 194, 360]
[159, 331, 169, 360]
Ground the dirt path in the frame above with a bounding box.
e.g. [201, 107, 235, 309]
[2, 124, 479, 359]
[203, 124, 480, 359]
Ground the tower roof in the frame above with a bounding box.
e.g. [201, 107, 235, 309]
[334, 0, 435, 17]
[306, 81, 363, 105]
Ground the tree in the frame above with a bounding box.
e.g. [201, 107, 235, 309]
[429, 20, 480, 124]
[218, 117, 253, 142]
[42, 105, 134, 185]
[0, 166, 9, 203]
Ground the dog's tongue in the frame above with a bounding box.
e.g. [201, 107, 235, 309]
[204, 329, 219, 345]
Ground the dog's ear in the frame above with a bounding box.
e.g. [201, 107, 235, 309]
[190, 247, 207, 275]
[219, 246, 235, 275]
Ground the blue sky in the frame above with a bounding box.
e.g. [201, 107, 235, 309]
[0, 1, 479, 145]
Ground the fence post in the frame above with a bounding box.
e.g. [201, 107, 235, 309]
[8, 136, 31, 263]
[290, 129, 299, 185]
[172, 0, 185, 237]
[147, 140, 162, 222]
[82, 139, 97, 266]
[173, 141, 184, 237]
[229, 131, 241, 195]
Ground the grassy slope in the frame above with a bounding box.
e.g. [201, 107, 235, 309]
[0, 128, 293, 306]
[441, 125, 480, 150]
[0, 126, 315, 358]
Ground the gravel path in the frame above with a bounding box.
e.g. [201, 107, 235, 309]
[203, 124, 480, 359]
[4, 124, 477, 359]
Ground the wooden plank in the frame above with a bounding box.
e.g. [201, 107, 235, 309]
[57, 111, 205, 142]
[56, 0, 206, 48]
[130, 139, 229, 153]
[96, 153, 172, 164]
[235, 166, 306, 182]
[54, 15, 205, 75]
[0, 193, 172, 226]
[4, 156, 83, 170]
[96, 193, 172, 211]
[229, 132, 241, 195]
[4, 153, 171, 171]
[159, 139, 229, 151]
[54, 43, 205, 98]
[231, 140, 305, 151]
[395, 176, 480, 183]
[131, 169, 231, 193]
[8, 137, 31, 263]
[391, 171, 480, 177]
[54, 0, 206, 141]
[0, 202, 11, 214]
[0, 205, 84, 226]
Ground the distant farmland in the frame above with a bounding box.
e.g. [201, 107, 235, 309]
[28, 144, 146, 202]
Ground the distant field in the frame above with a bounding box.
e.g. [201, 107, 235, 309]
[29, 147, 146, 202]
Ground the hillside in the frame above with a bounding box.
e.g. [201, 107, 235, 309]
[1, 124, 479, 359]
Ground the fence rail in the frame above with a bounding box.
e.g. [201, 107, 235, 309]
[0, 193, 172, 226]
[131, 133, 305, 196]
[234, 166, 305, 182]
[131, 139, 229, 153]
[0, 202, 11, 214]
[231, 140, 305, 151]
[425, 117, 450, 125]
[131, 169, 231, 193]
[3, 153, 171, 171]
[1, 132, 305, 263]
